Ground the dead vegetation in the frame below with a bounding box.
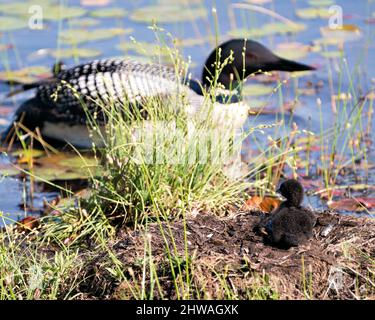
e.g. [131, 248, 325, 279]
[72, 210, 374, 300]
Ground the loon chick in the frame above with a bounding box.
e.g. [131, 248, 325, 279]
[255, 179, 317, 249]
[1, 39, 315, 148]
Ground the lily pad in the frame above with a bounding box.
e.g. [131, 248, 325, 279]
[50, 48, 102, 59]
[243, 84, 275, 97]
[274, 43, 312, 61]
[12, 149, 45, 163]
[308, 0, 335, 6]
[1, 152, 101, 182]
[90, 7, 127, 18]
[43, 6, 87, 20]
[68, 18, 100, 27]
[296, 7, 332, 19]
[59, 28, 132, 45]
[0, 66, 51, 84]
[320, 24, 363, 42]
[229, 23, 306, 38]
[320, 51, 343, 58]
[0, 16, 28, 31]
[130, 5, 207, 24]
[0, 2, 86, 20]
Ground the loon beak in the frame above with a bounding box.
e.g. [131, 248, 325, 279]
[274, 57, 316, 73]
[276, 189, 286, 201]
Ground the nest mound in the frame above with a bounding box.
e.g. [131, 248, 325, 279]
[79, 211, 375, 300]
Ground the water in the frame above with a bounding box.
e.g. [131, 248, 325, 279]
[0, 0, 374, 224]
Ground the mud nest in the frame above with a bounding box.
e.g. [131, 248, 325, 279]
[76, 211, 375, 300]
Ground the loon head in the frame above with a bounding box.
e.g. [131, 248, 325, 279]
[202, 39, 316, 90]
[277, 179, 304, 208]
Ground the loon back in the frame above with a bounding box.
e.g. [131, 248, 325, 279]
[35, 58, 187, 124]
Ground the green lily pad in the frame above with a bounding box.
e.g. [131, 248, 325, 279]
[90, 7, 127, 18]
[274, 43, 311, 61]
[59, 28, 133, 45]
[44, 6, 87, 20]
[0, 66, 51, 84]
[296, 7, 332, 19]
[247, 99, 268, 108]
[308, 0, 335, 6]
[242, 84, 275, 97]
[0, 2, 86, 20]
[130, 5, 207, 24]
[50, 48, 102, 59]
[320, 51, 343, 58]
[320, 25, 363, 42]
[68, 18, 100, 27]
[1, 152, 101, 181]
[313, 37, 343, 46]
[12, 149, 45, 161]
[0, 16, 28, 31]
[229, 23, 306, 38]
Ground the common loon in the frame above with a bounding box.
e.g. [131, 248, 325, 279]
[255, 179, 317, 249]
[1, 39, 315, 148]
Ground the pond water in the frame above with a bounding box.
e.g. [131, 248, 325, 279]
[0, 0, 374, 225]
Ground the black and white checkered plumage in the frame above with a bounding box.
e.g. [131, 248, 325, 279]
[36, 58, 187, 124]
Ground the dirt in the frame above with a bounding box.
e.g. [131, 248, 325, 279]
[76, 210, 375, 300]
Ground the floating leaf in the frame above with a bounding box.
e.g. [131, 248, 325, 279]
[60, 28, 132, 45]
[320, 51, 343, 58]
[0, 66, 51, 84]
[274, 42, 312, 61]
[320, 24, 362, 42]
[0, 3, 86, 20]
[130, 5, 207, 24]
[0, 16, 28, 31]
[1, 151, 101, 181]
[68, 17, 100, 27]
[12, 149, 45, 164]
[243, 84, 275, 97]
[90, 7, 127, 18]
[50, 48, 102, 59]
[43, 6, 87, 20]
[308, 0, 335, 6]
[229, 23, 306, 38]
[296, 7, 332, 19]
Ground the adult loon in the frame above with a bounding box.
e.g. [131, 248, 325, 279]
[255, 179, 317, 249]
[1, 39, 315, 148]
